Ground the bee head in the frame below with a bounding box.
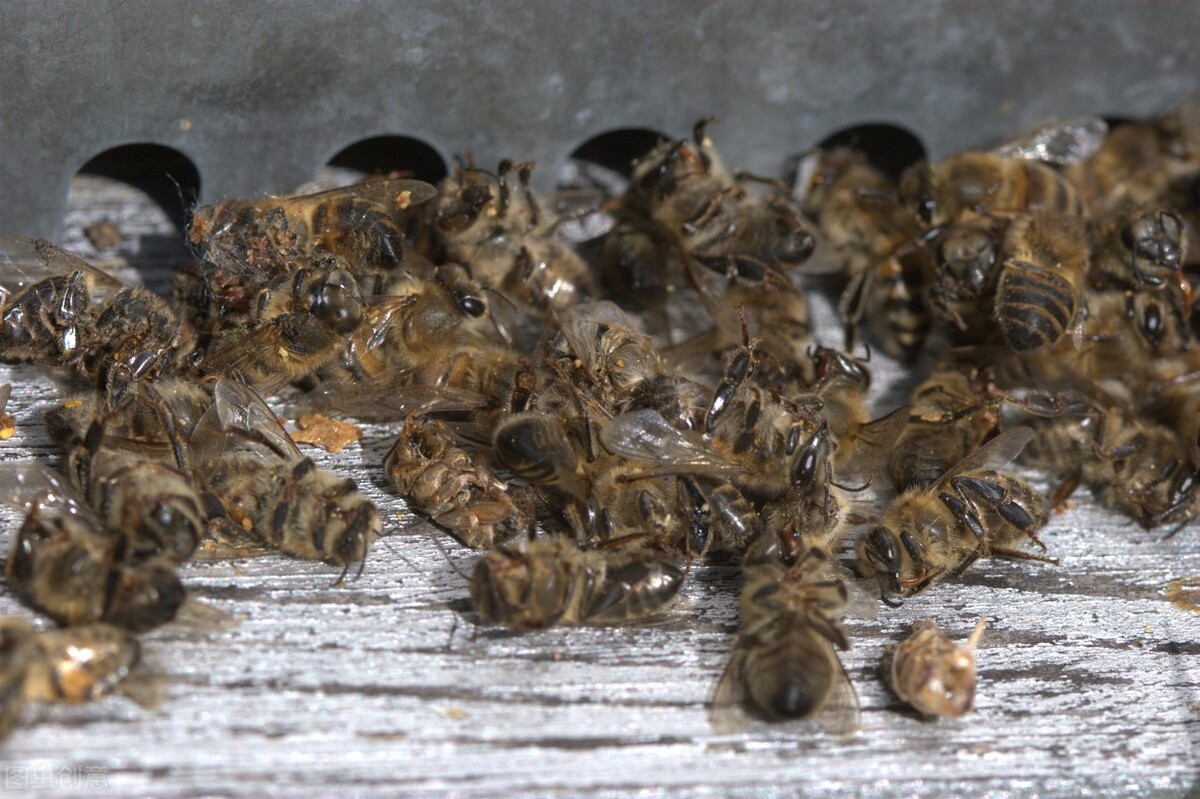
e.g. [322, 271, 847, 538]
[306, 264, 365, 334]
[1122, 209, 1184, 283]
[857, 526, 901, 596]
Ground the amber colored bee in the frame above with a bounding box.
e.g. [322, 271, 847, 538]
[1, 618, 142, 740]
[857, 428, 1050, 598]
[470, 535, 685, 629]
[384, 416, 534, 549]
[887, 617, 986, 718]
[0, 236, 195, 386]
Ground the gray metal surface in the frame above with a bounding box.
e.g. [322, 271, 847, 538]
[3, 1, 1200, 239]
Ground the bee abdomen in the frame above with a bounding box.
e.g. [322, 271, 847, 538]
[994, 259, 1077, 351]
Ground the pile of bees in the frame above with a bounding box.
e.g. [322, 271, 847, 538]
[1, 106, 1199, 739]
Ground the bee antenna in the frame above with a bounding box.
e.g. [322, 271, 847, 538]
[432, 535, 472, 582]
[693, 116, 718, 147]
[831, 476, 872, 492]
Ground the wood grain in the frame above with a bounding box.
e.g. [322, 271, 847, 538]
[0, 177, 1196, 798]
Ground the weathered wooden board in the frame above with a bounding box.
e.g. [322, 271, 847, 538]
[0, 177, 1196, 798]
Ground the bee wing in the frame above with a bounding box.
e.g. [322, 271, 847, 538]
[815, 652, 862, 737]
[192, 378, 302, 468]
[707, 646, 752, 734]
[0, 235, 125, 293]
[304, 379, 490, 422]
[838, 405, 911, 482]
[0, 462, 99, 521]
[932, 426, 1036, 487]
[555, 301, 642, 370]
[599, 409, 741, 475]
[990, 116, 1108, 165]
[299, 176, 438, 213]
[197, 325, 298, 395]
[0, 383, 10, 417]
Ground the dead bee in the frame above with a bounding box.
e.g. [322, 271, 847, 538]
[1088, 202, 1191, 318]
[838, 234, 935, 361]
[426, 159, 593, 312]
[1066, 105, 1200, 214]
[992, 212, 1089, 352]
[887, 617, 986, 718]
[470, 534, 685, 629]
[384, 416, 534, 549]
[0, 236, 195, 386]
[890, 359, 1004, 491]
[197, 255, 366, 388]
[710, 545, 859, 734]
[188, 177, 437, 295]
[1019, 389, 1198, 529]
[858, 427, 1050, 599]
[925, 212, 1009, 339]
[191, 378, 380, 572]
[1, 465, 185, 631]
[627, 119, 816, 290]
[1, 618, 143, 740]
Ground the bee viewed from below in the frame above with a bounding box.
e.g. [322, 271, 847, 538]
[887, 616, 986, 718]
[470, 535, 686, 629]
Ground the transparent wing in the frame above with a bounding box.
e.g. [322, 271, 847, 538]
[0, 462, 99, 522]
[0, 235, 124, 292]
[303, 379, 490, 422]
[933, 426, 1036, 487]
[991, 116, 1108, 165]
[191, 378, 301, 468]
[294, 176, 439, 214]
[707, 647, 752, 734]
[554, 301, 643, 372]
[815, 653, 862, 737]
[0, 383, 10, 417]
[598, 409, 743, 476]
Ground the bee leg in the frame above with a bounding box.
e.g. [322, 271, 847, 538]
[1049, 470, 1082, 513]
[989, 546, 1058, 565]
[836, 269, 872, 352]
[936, 488, 987, 542]
[948, 475, 1045, 550]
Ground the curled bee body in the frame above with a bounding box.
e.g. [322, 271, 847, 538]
[470, 535, 685, 629]
[0, 237, 195, 386]
[887, 617, 986, 718]
[925, 212, 1009, 339]
[188, 177, 437, 297]
[711, 544, 859, 734]
[2, 465, 185, 631]
[858, 428, 1049, 598]
[384, 416, 534, 549]
[198, 256, 366, 388]
[191, 378, 380, 569]
[1, 618, 141, 740]
[992, 212, 1089, 352]
[427, 160, 593, 312]
[838, 236, 934, 361]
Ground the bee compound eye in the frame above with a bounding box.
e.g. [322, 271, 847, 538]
[459, 295, 486, 317]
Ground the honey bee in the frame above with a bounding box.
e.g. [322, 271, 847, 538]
[470, 534, 686, 628]
[925, 212, 1009, 338]
[889, 359, 1004, 491]
[992, 212, 1089, 352]
[887, 617, 986, 718]
[710, 544, 859, 734]
[188, 177, 438, 291]
[426, 159, 593, 312]
[190, 378, 380, 571]
[197, 255, 366, 388]
[1, 618, 142, 740]
[1088, 202, 1191, 319]
[900, 152, 1086, 228]
[1066, 105, 1200, 214]
[384, 416, 534, 549]
[2, 465, 186, 631]
[0, 236, 195, 386]
[857, 427, 1050, 599]
[1019, 389, 1198, 529]
[838, 235, 935, 361]
[627, 119, 816, 289]
[793, 145, 917, 279]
